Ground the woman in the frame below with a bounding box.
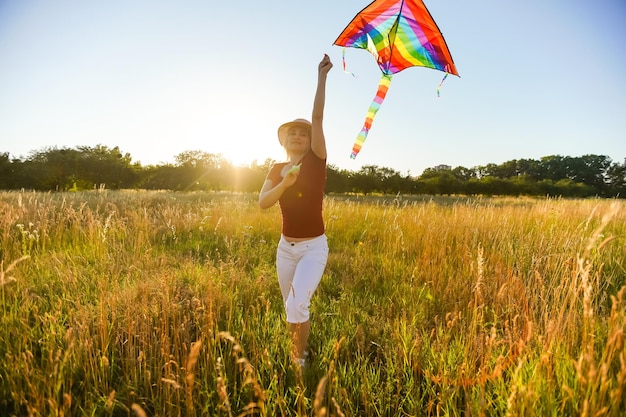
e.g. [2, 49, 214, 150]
[258, 54, 333, 369]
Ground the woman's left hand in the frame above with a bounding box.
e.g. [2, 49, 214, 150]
[318, 54, 333, 76]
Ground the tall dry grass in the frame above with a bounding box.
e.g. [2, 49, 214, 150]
[0, 190, 624, 416]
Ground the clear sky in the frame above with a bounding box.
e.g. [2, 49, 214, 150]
[1, 0, 625, 176]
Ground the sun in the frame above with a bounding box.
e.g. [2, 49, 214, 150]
[194, 120, 285, 168]
[178, 79, 296, 167]
[202, 126, 283, 167]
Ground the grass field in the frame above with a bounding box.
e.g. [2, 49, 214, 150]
[0, 190, 624, 416]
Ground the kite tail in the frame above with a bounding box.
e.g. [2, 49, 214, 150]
[436, 73, 449, 98]
[341, 47, 356, 77]
[350, 73, 392, 159]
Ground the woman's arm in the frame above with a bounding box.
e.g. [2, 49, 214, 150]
[311, 54, 332, 159]
[258, 169, 299, 209]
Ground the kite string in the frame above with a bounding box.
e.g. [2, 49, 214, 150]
[436, 73, 449, 98]
[350, 73, 392, 159]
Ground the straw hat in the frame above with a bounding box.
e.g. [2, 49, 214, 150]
[277, 118, 312, 145]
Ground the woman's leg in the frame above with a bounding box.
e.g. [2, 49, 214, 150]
[289, 320, 310, 362]
[276, 239, 297, 304]
[284, 236, 328, 362]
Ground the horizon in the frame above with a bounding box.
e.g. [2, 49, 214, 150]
[3, 143, 622, 177]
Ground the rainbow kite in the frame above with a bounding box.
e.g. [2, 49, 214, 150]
[334, 0, 459, 159]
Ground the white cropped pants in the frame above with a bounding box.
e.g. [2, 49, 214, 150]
[276, 234, 329, 324]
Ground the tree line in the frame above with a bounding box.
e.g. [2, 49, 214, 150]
[1, 145, 624, 198]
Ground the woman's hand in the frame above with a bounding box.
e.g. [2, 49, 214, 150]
[318, 54, 333, 77]
[281, 163, 300, 188]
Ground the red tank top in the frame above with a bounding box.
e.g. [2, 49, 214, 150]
[266, 151, 326, 238]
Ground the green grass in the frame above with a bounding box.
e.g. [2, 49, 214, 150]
[0, 190, 624, 416]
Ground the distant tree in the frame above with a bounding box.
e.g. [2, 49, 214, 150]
[565, 154, 611, 192]
[465, 178, 481, 195]
[228, 160, 271, 192]
[500, 160, 522, 178]
[475, 163, 499, 179]
[536, 179, 559, 196]
[418, 167, 465, 195]
[509, 175, 539, 196]
[451, 166, 475, 181]
[76, 145, 140, 189]
[347, 165, 407, 194]
[9, 159, 38, 190]
[348, 166, 380, 195]
[139, 164, 181, 190]
[394, 173, 416, 195]
[605, 161, 626, 197]
[516, 158, 542, 179]
[0, 153, 11, 189]
[420, 167, 445, 180]
[377, 166, 403, 194]
[477, 176, 509, 196]
[481, 160, 519, 179]
[538, 155, 569, 181]
[27, 147, 80, 191]
[430, 172, 462, 195]
[326, 164, 350, 193]
[173, 150, 229, 191]
[409, 178, 427, 195]
[553, 179, 594, 198]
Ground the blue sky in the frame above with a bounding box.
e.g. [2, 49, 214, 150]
[1, 0, 625, 176]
